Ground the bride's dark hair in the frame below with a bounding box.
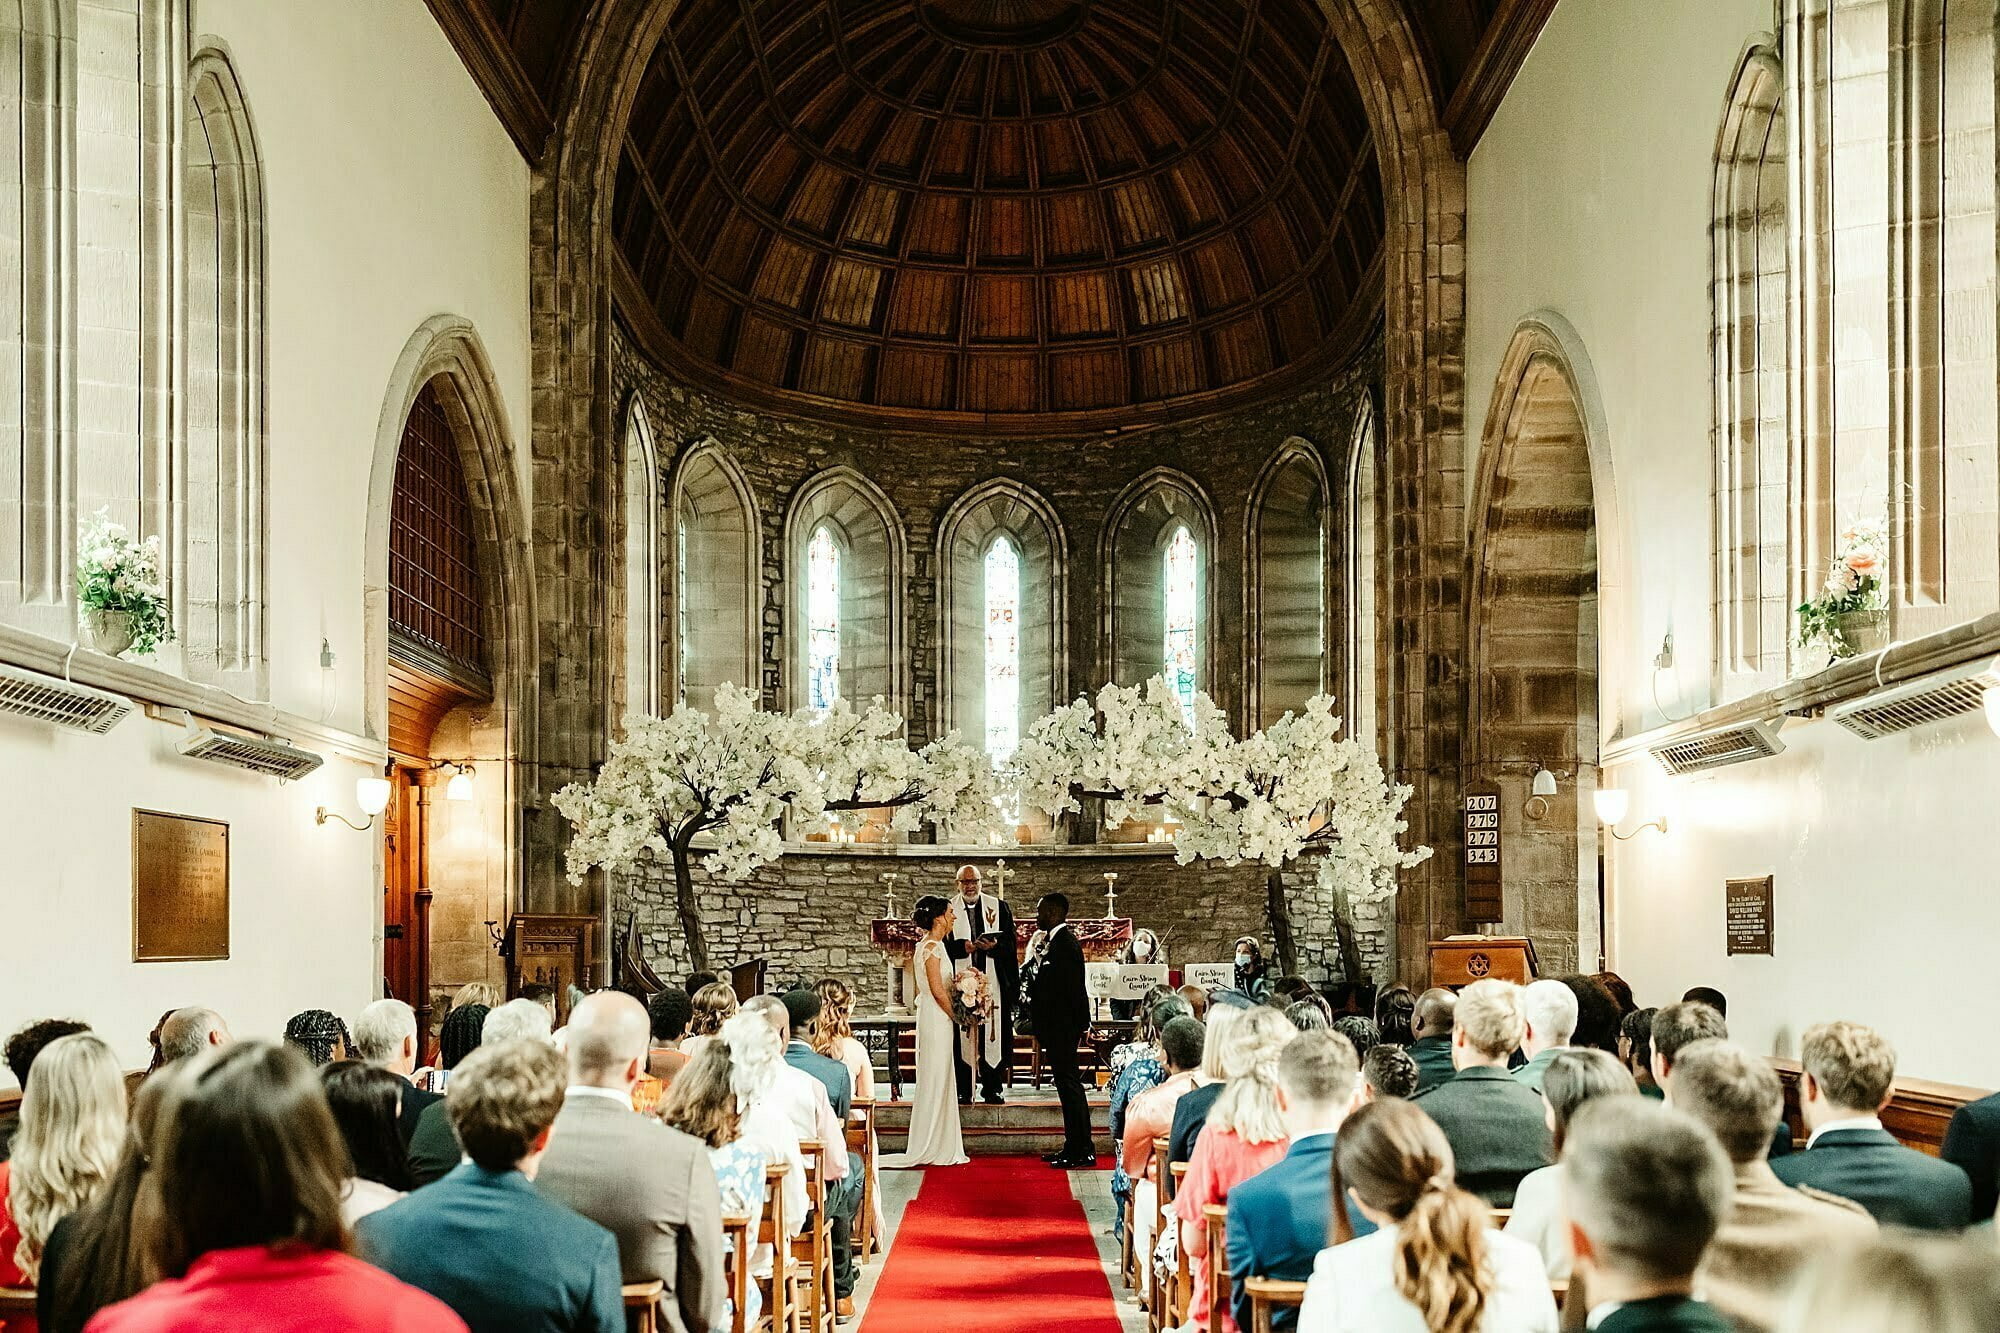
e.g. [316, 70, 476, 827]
[912, 895, 950, 930]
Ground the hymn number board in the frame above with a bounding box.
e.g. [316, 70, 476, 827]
[1463, 782, 1503, 923]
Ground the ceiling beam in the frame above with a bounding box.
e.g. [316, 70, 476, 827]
[423, 0, 556, 163]
[1440, 0, 1560, 159]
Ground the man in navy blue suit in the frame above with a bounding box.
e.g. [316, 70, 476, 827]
[359, 1038, 625, 1333]
[1225, 1029, 1376, 1332]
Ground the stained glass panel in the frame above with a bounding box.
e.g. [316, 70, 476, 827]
[807, 525, 841, 708]
[1164, 525, 1198, 722]
[984, 537, 1021, 767]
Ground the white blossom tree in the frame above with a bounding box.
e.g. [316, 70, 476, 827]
[1009, 677, 1431, 948]
[554, 686, 1005, 971]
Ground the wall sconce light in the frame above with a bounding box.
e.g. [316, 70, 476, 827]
[445, 764, 475, 802]
[1594, 787, 1668, 841]
[318, 774, 392, 832]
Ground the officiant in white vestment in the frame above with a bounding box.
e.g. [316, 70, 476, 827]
[943, 864, 1017, 1103]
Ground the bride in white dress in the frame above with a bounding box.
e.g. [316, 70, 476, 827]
[884, 895, 969, 1167]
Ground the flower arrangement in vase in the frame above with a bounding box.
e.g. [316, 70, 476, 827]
[77, 509, 173, 658]
[1796, 519, 1888, 664]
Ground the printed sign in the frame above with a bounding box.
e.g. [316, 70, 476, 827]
[1463, 783, 1503, 923]
[1115, 962, 1171, 998]
[1085, 961, 1122, 999]
[1183, 962, 1235, 993]
[1725, 877, 1775, 956]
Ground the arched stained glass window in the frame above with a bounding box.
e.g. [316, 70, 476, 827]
[1163, 524, 1198, 721]
[807, 525, 841, 708]
[983, 537, 1021, 765]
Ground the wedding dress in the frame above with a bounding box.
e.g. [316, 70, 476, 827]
[884, 937, 969, 1167]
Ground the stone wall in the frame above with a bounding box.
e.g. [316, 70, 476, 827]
[618, 849, 1394, 1011]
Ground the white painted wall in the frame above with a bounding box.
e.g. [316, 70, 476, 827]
[1469, 0, 2000, 1088]
[0, 0, 528, 1081]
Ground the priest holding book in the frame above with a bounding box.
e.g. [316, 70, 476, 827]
[945, 863, 1017, 1103]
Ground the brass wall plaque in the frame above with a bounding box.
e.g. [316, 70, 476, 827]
[1725, 876, 1775, 957]
[132, 810, 230, 962]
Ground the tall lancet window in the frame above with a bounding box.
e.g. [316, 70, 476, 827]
[807, 525, 842, 708]
[1163, 525, 1199, 721]
[983, 537, 1021, 765]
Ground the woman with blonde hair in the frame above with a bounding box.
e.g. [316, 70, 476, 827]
[0, 1031, 126, 1320]
[1173, 1005, 1297, 1333]
[807, 979, 874, 1101]
[1300, 1098, 1555, 1333]
[681, 982, 740, 1062]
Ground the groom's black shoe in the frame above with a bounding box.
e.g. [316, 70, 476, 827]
[1041, 1151, 1067, 1164]
[1049, 1154, 1097, 1169]
[981, 1092, 1005, 1105]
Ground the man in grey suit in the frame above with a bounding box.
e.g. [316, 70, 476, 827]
[536, 992, 727, 1333]
[1410, 978, 1552, 1206]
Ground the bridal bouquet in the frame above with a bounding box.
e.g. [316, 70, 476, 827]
[949, 965, 994, 1029]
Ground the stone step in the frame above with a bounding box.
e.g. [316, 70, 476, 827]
[872, 1097, 1114, 1157]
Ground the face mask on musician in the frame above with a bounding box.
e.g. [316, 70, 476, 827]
[1133, 940, 1153, 960]
[1235, 952, 1253, 967]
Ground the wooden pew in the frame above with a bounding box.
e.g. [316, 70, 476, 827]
[0, 1288, 37, 1325]
[846, 1097, 879, 1261]
[623, 1279, 665, 1333]
[1202, 1203, 1229, 1333]
[757, 1162, 792, 1333]
[1244, 1277, 1306, 1333]
[791, 1141, 834, 1333]
[721, 1213, 756, 1333]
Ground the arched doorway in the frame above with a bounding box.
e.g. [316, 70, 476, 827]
[1468, 319, 1614, 976]
[368, 318, 532, 1041]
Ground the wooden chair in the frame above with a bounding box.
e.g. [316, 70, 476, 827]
[1202, 1203, 1229, 1333]
[721, 1213, 755, 1333]
[756, 1162, 793, 1333]
[847, 1097, 879, 1261]
[623, 1279, 665, 1333]
[0, 1288, 37, 1324]
[1166, 1161, 1192, 1329]
[1142, 1136, 1171, 1329]
[1550, 1279, 1569, 1311]
[790, 1140, 834, 1333]
[1488, 1207, 1513, 1228]
[1244, 1277, 1307, 1333]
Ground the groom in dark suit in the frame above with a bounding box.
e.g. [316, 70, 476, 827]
[1031, 892, 1094, 1167]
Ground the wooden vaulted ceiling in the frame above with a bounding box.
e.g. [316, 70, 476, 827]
[427, 0, 1557, 427]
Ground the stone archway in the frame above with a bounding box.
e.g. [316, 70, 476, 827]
[1467, 316, 1619, 975]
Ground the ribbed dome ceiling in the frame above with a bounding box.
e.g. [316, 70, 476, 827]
[611, 0, 1384, 430]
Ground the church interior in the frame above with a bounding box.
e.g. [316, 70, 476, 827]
[5, 0, 2000, 1330]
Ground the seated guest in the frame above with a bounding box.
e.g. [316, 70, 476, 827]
[153, 1009, 229, 1068]
[658, 1031, 786, 1331]
[1119, 1016, 1205, 1298]
[808, 980, 874, 1102]
[319, 1061, 415, 1225]
[1620, 1007, 1662, 1098]
[1374, 986, 1415, 1047]
[35, 1081, 163, 1333]
[520, 984, 558, 1029]
[1226, 1031, 1373, 1333]
[1232, 937, 1271, 1002]
[1591, 972, 1637, 1022]
[647, 989, 694, 1085]
[751, 993, 859, 1317]
[1512, 979, 1579, 1093]
[89, 1043, 462, 1332]
[1668, 1040, 1875, 1332]
[1941, 1086, 2000, 1222]
[482, 998, 554, 1047]
[1772, 1021, 1973, 1230]
[1331, 1016, 1378, 1063]
[407, 1005, 492, 1184]
[3, 1032, 125, 1326]
[683, 971, 721, 999]
[352, 999, 440, 1141]
[1681, 986, 1727, 1018]
[1407, 988, 1457, 1093]
[1109, 998, 1182, 1240]
[1299, 1097, 1555, 1333]
[681, 983, 738, 1063]
[1175, 1006, 1297, 1333]
[5, 1019, 91, 1154]
[1505, 1048, 1636, 1282]
[1561, 1098, 1735, 1333]
[452, 982, 502, 1011]
[1646, 1001, 1725, 1096]
[1411, 979, 1552, 1207]
[1111, 986, 1182, 1075]
[536, 993, 723, 1333]
[1285, 1001, 1330, 1032]
[1777, 1232, 2000, 1333]
[1178, 983, 1211, 1021]
[1169, 1005, 1243, 1166]
[358, 1039, 623, 1333]
[282, 1009, 351, 1066]
[414, 1002, 488, 1095]
[1360, 1045, 1418, 1102]
[1559, 975, 1623, 1054]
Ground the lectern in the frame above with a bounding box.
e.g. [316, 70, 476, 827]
[1428, 935, 1540, 988]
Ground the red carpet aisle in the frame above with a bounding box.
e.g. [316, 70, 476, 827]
[859, 1157, 1125, 1333]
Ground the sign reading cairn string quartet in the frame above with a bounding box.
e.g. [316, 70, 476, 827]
[1462, 781, 1503, 923]
[1725, 876, 1776, 957]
